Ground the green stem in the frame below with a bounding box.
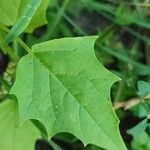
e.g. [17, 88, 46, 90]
[49, 140, 62, 150]
[63, 14, 86, 35]
[48, 0, 70, 38]
[16, 38, 32, 53]
[114, 81, 125, 102]
[0, 25, 19, 61]
[130, 83, 150, 113]
[145, 44, 150, 81]
[0, 76, 11, 91]
[0, 42, 19, 62]
[0, 24, 32, 54]
[13, 40, 18, 54]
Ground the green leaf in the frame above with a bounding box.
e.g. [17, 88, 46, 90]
[137, 81, 150, 98]
[0, 100, 41, 150]
[5, 0, 44, 43]
[132, 103, 149, 118]
[10, 36, 126, 150]
[127, 119, 150, 150]
[127, 119, 147, 136]
[0, 0, 21, 26]
[0, 0, 49, 42]
[18, 0, 49, 33]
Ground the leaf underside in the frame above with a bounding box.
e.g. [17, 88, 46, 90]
[10, 36, 126, 150]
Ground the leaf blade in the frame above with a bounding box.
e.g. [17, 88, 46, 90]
[10, 36, 126, 150]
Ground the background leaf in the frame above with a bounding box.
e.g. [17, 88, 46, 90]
[127, 119, 150, 150]
[18, 0, 49, 33]
[5, 0, 44, 43]
[0, 0, 49, 35]
[0, 0, 21, 26]
[137, 81, 150, 98]
[0, 100, 41, 150]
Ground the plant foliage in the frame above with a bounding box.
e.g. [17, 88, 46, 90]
[0, 0, 150, 150]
